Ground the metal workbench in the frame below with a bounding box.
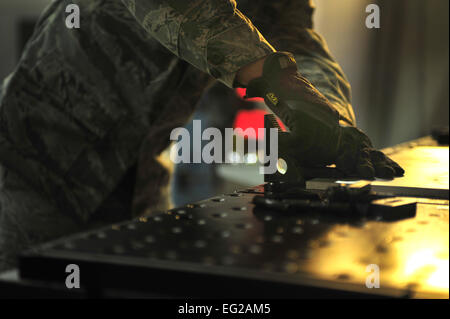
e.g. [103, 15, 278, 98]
[1, 136, 448, 298]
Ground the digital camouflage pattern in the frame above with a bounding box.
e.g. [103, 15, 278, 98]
[238, 0, 356, 125]
[0, 0, 355, 270]
[120, 0, 354, 123]
[121, 0, 275, 88]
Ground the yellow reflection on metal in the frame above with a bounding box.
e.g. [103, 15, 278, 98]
[295, 140, 449, 298]
[403, 249, 449, 290]
[427, 259, 449, 290]
[372, 146, 449, 190]
[301, 203, 449, 298]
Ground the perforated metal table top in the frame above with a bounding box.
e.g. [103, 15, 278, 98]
[16, 137, 449, 298]
[18, 185, 448, 298]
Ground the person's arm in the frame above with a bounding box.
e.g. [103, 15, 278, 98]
[240, 0, 356, 126]
[121, 0, 275, 88]
[272, 29, 357, 127]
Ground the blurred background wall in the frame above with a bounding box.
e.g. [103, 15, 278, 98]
[314, 0, 449, 147]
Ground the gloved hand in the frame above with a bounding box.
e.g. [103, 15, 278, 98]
[245, 52, 404, 180]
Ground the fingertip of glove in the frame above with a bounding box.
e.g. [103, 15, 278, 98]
[393, 163, 405, 176]
[394, 167, 405, 177]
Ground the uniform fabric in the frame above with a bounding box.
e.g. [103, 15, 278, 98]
[0, 0, 354, 271]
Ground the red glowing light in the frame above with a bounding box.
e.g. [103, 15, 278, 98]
[235, 87, 264, 102]
[233, 110, 286, 140]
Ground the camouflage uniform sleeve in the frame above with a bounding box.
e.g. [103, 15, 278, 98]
[121, 0, 275, 88]
[291, 30, 357, 126]
[238, 0, 356, 126]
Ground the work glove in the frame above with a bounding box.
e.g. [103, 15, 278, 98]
[245, 52, 404, 180]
